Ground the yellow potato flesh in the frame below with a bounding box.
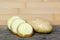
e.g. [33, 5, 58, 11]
[8, 16, 20, 30]
[17, 23, 33, 37]
[11, 19, 25, 34]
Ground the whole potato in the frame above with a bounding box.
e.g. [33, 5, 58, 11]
[26, 18, 52, 33]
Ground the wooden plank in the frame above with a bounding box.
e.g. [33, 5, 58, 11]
[0, 20, 7, 25]
[26, 0, 42, 2]
[26, 0, 60, 2]
[0, 2, 25, 8]
[43, 0, 60, 2]
[0, 0, 25, 2]
[53, 14, 60, 25]
[0, 14, 19, 20]
[0, 8, 18, 15]
[26, 2, 60, 8]
[19, 8, 55, 14]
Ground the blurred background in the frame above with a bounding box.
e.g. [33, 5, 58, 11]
[0, 0, 60, 25]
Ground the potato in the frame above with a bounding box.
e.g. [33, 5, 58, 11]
[7, 16, 20, 30]
[11, 18, 25, 34]
[26, 18, 52, 33]
[17, 23, 33, 38]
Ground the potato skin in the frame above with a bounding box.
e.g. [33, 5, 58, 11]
[17, 31, 33, 38]
[26, 18, 52, 33]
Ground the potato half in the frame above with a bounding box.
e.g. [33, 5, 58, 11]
[17, 23, 33, 38]
[7, 16, 20, 30]
[26, 19, 52, 33]
[11, 18, 25, 34]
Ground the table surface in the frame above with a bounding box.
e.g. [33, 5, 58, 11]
[0, 25, 60, 40]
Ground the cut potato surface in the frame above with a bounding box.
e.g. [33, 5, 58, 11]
[8, 16, 20, 30]
[11, 19, 25, 34]
[17, 23, 33, 38]
[26, 19, 52, 33]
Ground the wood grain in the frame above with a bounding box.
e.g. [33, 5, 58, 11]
[26, 2, 60, 8]
[0, 2, 25, 8]
[0, 0, 60, 25]
[0, 8, 18, 15]
[19, 8, 60, 14]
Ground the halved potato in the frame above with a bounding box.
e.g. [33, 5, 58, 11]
[17, 23, 33, 38]
[7, 16, 20, 30]
[26, 18, 52, 33]
[11, 18, 25, 34]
